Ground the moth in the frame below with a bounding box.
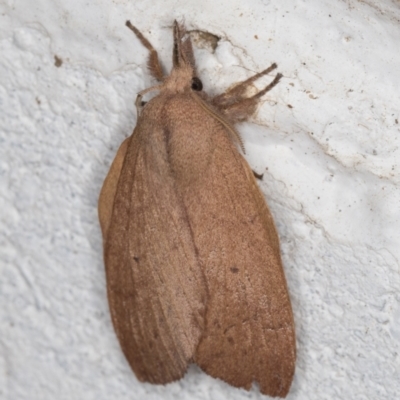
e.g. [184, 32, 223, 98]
[98, 20, 296, 398]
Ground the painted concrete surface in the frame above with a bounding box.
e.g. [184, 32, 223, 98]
[1, 0, 399, 399]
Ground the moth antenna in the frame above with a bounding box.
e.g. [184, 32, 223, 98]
[172, 20, 181, 68]
[190, 92, 246, 154]
[181, 33, 196, 70]
[172, 20, 195, 70]
[126, 20, 164, 82]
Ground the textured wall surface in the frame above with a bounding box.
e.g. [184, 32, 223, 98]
[1, 0, 399, 399]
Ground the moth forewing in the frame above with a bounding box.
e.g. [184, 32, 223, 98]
[98, 20, 295, 398]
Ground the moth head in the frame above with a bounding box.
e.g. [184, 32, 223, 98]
[163, 21, 203, 94]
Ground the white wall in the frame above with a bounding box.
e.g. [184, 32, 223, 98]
[1, 0, 399, 399]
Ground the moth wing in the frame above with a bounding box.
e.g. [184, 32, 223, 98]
[101, 113, 206, 384]
[99, 137, 130, 240]
[194, 146, 294, 396]
[167, 103, 296, 397]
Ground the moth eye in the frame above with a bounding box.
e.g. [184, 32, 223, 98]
[191, 77, 203, 91]
[141, 101, 147, 107]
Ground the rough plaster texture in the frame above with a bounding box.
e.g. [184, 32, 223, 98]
[1, 0, 399, 399]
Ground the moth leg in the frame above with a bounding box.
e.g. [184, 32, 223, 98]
[126, 20, 164, 81]
[135, 94, 145, 117]
[212, 64, 282, 123]
[213, 63, 278, 107]
[135, 85, 163, 117]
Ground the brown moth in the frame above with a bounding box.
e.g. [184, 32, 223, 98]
[98, 20, 296, 398]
